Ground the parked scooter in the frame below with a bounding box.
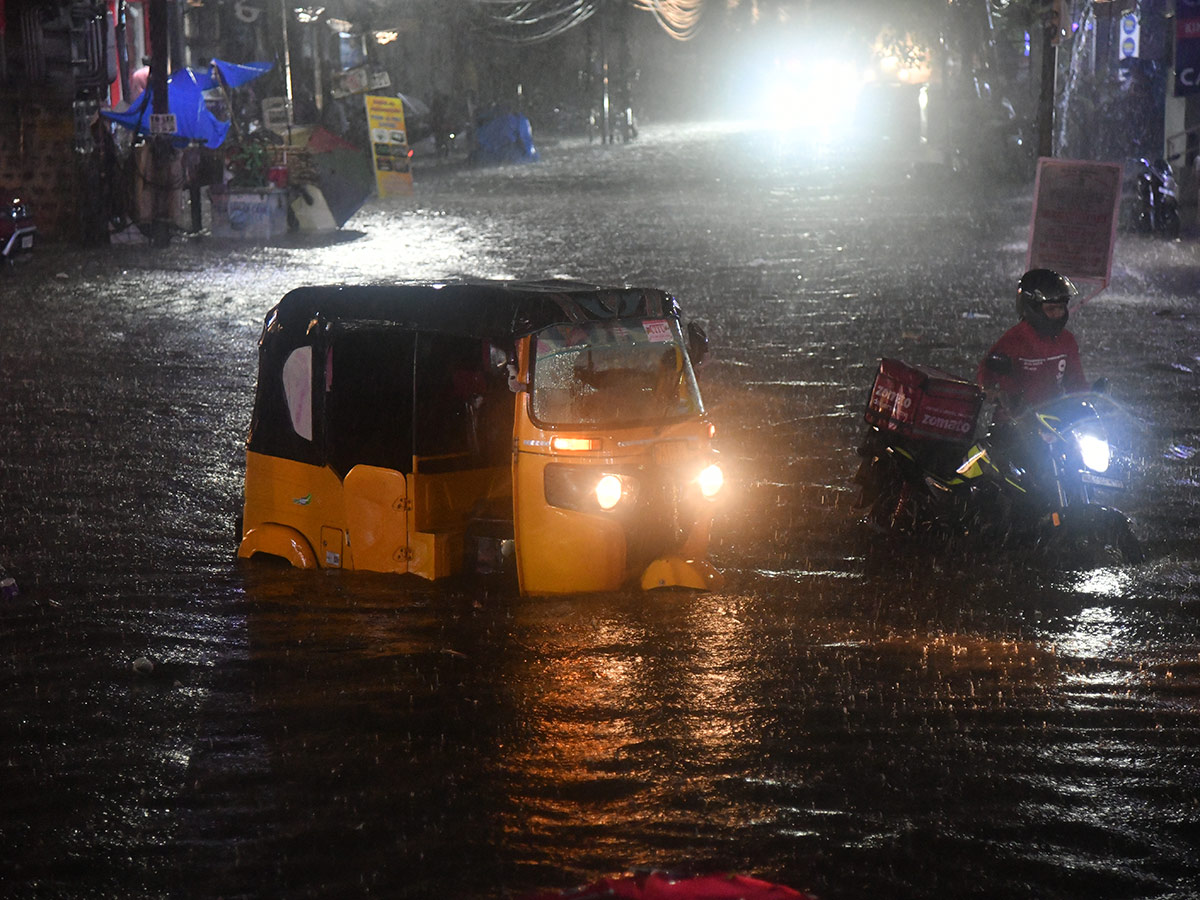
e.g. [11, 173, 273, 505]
[1128, 157, 1180, 238]
[1, 189, 35, 266]
[853, 358, 1143, 565]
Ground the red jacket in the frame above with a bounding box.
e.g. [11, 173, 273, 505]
[977, 319, 1086, 409]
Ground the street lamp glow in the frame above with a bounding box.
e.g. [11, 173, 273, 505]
[760, 58, 863, 136]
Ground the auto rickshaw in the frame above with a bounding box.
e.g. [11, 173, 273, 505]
[237, 280, 725, 595]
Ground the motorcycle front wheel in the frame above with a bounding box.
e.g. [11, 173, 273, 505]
[1046, 507, 1144, 567]
[1160, 207, 1181, 239]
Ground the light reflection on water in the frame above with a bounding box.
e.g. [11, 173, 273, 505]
[1069, 567, 1133, 598]
[293, 209, 513, 283]
[751, 568, 863, 580]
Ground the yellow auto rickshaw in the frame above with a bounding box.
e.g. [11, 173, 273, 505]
[237, 280, 725, 594]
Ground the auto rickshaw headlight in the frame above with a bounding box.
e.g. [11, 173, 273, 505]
[696, 463, 724, 499]
[544, 464, 638, 513]
[595, 473, 625, 510]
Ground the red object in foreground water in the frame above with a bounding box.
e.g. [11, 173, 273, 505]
[524, 871, 816, 900]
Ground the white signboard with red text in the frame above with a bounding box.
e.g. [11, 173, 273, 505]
[1027, 157, 1122, 304]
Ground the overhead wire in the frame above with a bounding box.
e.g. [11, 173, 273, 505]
[629, 0, 703, 41]
[471, 0, 602, 44]
[470, 0, 704, 43]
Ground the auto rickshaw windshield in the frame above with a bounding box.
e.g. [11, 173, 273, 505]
[530, 318, 704, 426]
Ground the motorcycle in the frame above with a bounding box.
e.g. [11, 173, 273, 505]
[852, 357, 1143, 566]
[1, 189, 36, 266]
[1128, 156, 1180, 239]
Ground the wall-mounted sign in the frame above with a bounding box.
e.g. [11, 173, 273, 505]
[1119, 12, 1139, 60]
[261, 97, 291, 134]
[150, 113, 178, 135]
[1176, 14, 1200, 96]
[332, 67, 371, 99]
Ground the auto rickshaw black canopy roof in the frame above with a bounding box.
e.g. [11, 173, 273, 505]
[248, 280, 685, 472]
[262, 280, 681, 347]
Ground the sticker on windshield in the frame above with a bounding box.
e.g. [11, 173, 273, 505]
[643, 319, 671, 342]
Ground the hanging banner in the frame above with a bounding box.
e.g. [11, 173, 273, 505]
[1027, 158, 1122, 303]
[364, 94, 414, 198]
[1176, 11, 1200, 96]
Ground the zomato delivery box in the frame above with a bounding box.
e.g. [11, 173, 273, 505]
[865, 358, 982, 445]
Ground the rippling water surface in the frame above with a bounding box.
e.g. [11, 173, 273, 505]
[1, 122, 1198, 899]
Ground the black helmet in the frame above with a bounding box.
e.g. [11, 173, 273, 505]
[1016, 268, 1076, 337]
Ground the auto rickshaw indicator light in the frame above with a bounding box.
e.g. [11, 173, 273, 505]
[595, 474, 625, 510]
[697, 464, 724, 499]
[552, 437, 600, 452]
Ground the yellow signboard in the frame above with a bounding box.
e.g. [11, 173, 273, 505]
[364, 94, 413, 198]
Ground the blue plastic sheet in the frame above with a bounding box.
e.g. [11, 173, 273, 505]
[101, 59, 272, 148]
[213, 59, 274, 90]
[474, 110, 539, 165]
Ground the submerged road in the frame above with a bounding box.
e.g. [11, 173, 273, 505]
[1, 122, 1198, 899]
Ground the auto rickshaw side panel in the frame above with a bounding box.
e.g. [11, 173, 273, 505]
[343, 464, 409, 573]
[240, 452, 352, 569]
[407, 459, 511, 581]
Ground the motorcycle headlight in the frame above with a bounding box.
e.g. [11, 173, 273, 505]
[696, 463, 724, 499]
[1075, 431, 1110, 473]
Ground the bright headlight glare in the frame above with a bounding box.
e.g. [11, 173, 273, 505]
[697, 463, 724, 499]
[595, 474, 624, 510]
[1076, 432, 1110, 473]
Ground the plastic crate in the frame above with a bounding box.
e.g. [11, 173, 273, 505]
[865, 358, 982, 444]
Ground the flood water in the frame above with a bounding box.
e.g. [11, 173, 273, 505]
[1, 122, 1198, 899]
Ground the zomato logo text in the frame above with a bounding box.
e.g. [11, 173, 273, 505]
[920, 412, 973, 434]
[872, 384, 913, 414]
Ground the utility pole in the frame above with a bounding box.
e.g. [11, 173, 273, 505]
[600, 8, 611, 144]
[148, 0, 172, 247]
[1036, 1, 1061, 158]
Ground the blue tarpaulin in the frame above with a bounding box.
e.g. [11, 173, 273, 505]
[474, 110, 539, 165]
[101, 59, 273, 148]
[212, 59, 273, 90]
